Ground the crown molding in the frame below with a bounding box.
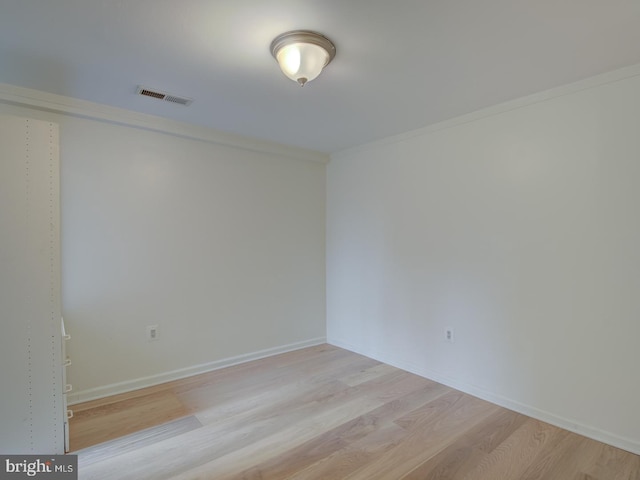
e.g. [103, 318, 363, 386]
[332, 63, 640, 160]
[0, 83, 329, 164]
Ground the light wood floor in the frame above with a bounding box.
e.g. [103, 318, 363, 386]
[70, 344, 640, 479]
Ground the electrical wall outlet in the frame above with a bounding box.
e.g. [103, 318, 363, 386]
[445, 328, 454, 343]
[147, 325, 159, 341]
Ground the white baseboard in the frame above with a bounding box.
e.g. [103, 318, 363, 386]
[328, 337, 640, 456]
[68, 337, 326, 405]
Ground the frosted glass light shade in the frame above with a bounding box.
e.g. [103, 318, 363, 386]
[271, 31, 336, 86]
[276, 43, 328, 85]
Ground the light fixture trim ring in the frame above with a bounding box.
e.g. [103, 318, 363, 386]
[270, 30, 336, 66]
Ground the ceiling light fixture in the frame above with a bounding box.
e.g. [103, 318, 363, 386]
[270, 30, 336, 86]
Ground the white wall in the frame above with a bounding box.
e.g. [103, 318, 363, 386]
[327, 70, 640, 453]
[0, 91, 326, 402]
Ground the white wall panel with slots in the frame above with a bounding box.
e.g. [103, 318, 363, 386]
[0, 114, 64, 454]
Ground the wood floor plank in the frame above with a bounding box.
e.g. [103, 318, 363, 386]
[75, 415, 202, 467]
[519, 430, 592, 480]
[461, 418, 560, 480]
[289, 382, 452, 479]
[230, 402, 393, 479]
[174, 344, 372, 408]
[343, 393, 501, 479]
[184, 356, 379, 427]
[288, 424, 409, 480]
[69, 344, 640, 480]
[170, 371, 436, 480]
[170, 391, 391, 479]
[78, 359, 414, 479]
[228, 378, 450, 479]
[70, 345, 343, 414]
[70, 389, 189, 451]
[398, 407, 528, 480]
[339, 363, 399, 387]
[584, 443, 640, 480]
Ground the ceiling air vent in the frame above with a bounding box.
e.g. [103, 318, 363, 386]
[136, 86, 193, 106]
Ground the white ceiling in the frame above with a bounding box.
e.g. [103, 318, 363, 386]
[1, 0, 640, 153]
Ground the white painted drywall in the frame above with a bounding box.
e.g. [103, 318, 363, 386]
[327, 72, 640, 453]
[0, 100, 326, 400]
